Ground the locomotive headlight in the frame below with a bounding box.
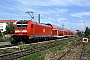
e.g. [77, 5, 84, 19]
[15, 30, 20, 33]
[15, 30, 27, 33]
[22, 30, 27, 32]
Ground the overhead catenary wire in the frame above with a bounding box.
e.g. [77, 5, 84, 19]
[2, 0, 26, 11]
[0, 8, 16, 14]
[21, 0, 39, 10]
[0, 0, 36, 18]
[0, 7, 31, 19]
[1, 0, 50, 21]
[2, 0, 40, 13]
[2, 0, 43, 18]
[5, 0, 49, 18]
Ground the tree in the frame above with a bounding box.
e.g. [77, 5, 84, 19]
[76, 30, 79, 32]
[76, 30, 84, 36]
[85, 27, 90, 36]
[5, 22, 15, 34]
[0, 30, 3, 38]
[77, 31, 82, 36]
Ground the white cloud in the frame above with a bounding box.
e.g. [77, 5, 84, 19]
[38, 9, 68, 15]
[68, 20, 90, 31]
[17, 0, 90, 6]
[56, 18, 66, 22]
[0, 6, 14, 10]
[75, 23, 85, 30]
[70, 12, 90, 18]
[55, 9, 68, 14]
[68, 0, 90, 6]
[17, 0, 53, 6]
[67, 22, 84, 31]
[18, 0, 69, 6]
[39, 17, 67, 26]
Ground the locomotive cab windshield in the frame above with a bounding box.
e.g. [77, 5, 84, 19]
[16, 21, 28, 27]
[14, 20, 28, 35]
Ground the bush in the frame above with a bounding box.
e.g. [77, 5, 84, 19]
[3, 49, 12, 54]
[18, 42, 25, 51]
[0, 37, 14, 42]
[0, 33, 3, 38]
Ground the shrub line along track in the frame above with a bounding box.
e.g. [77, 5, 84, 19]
[0, 38, 75, 60]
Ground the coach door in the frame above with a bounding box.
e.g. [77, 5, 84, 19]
[57, 30, 58, 36]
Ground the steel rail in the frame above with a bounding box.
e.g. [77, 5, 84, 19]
[0, 37, 76, 60]
[57, 39, 82, 60]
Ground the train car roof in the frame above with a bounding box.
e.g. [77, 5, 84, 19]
[52, 25, 64, 30]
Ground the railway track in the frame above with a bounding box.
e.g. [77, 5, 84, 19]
[0, 39, 58, 49]
[0, 38, 75, 60]
[79, 42, 86, 60]
[0, 42, 61, 60]
[0, 44, 17, 48]
[57, 39, 84, 60]
[0, 37, 67, 49]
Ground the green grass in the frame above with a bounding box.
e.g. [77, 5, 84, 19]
[2, 49, 13, 54]
[79, 37, 90, 59]
[49, 43, 66, 52]
[19, 41, 67, 60]
[14, 37, 76, 60]
[19, 37, 76, 60]
[20, 51, 45, 60]
[84, 39, 90, 57]
[0, 37, 14, 42]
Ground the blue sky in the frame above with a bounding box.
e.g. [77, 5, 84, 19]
[0, 0, 90, 31]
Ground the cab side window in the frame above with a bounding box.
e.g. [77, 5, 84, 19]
[31, 24, 33, 28]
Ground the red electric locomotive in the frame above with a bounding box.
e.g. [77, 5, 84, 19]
[12, 20, 53, 43]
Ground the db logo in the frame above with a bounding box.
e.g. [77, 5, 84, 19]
[83, 38, 88, 43]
